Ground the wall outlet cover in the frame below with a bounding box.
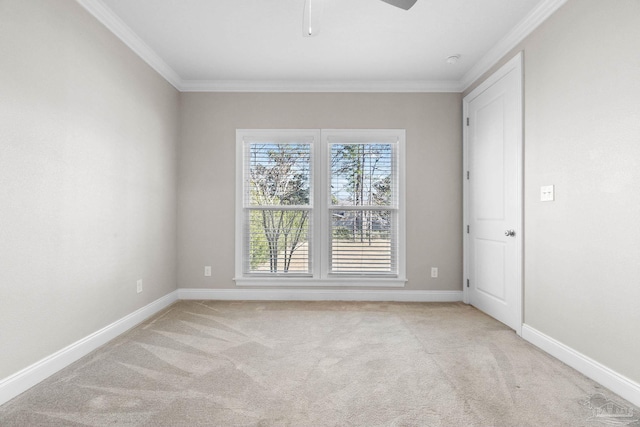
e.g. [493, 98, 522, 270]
[541, 185, 555, 202]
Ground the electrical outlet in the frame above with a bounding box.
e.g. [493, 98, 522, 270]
[541, 185, 555, 202]
[204, 266, 212, 277]
[136, 279, 143, 293]
[431, 267, 438, 278]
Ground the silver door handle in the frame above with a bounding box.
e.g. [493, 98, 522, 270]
[505, 229, 516, 237]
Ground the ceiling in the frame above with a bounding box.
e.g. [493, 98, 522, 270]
[77, 0, 566, 92]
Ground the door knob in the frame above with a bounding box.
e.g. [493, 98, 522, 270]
[505, 229, 516, 237]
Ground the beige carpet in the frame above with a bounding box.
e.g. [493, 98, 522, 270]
[0, 301, 637, 426]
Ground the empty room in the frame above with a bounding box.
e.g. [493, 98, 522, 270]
[1, 0, 639, 425]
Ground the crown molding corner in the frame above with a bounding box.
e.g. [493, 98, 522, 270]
[75, 0, 183, 90]
[459, 0, 568, 91]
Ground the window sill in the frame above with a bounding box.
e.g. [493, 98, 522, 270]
[233, 277, 407, 288]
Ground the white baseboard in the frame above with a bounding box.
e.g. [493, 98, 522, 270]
[522, 324, 640, 408]
[178, 288, 463, 302]
[4, 293, 637, 411]
[0, 288, 460, 406]
[0, 291, 179, 406]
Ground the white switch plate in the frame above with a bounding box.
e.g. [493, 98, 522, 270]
[540, 185, 555, 202]
[136, 279, 143, 293]
[204, 266, 212, 277]
[431, 267, 438, 278]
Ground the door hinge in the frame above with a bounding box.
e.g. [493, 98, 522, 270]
[466, 171, 470, 180]
[467, 279, 470, 288]
[466, 117, 470, 126]
[466, 225, 470, 234]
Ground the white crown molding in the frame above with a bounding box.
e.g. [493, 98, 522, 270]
[179, 79, 464, 93]
[459, 0, 568, 91]
[0, 291, 179, 406]
[75, 0, 183, 90]
[522, 324, 640, 408]
[77, 0, 566, 93]
[178, 288, 463, 302]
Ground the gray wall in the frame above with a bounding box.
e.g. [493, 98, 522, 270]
[177, 93, 463, 291]
[466, 0, 640, 384]
[0, 0, 179, 379]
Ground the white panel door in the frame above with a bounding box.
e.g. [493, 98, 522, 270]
[464, 53, 523, 333]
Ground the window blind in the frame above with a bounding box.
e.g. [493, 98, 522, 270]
[243, 142, 312, 275]
[329, 142, 398, 275]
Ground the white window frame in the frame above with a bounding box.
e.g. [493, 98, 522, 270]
[235, 129, 406, 287]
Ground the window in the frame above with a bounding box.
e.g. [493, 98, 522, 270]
[235, 129, 405, 286]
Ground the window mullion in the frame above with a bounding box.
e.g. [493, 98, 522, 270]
[316, 131, 328, 280]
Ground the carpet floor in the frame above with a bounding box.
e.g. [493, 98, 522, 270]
[0, 301, 638, 426]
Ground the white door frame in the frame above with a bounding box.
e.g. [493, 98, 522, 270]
[462, 52, 524, 336]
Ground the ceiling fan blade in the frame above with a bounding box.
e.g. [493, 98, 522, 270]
[379, 0, 418, 10]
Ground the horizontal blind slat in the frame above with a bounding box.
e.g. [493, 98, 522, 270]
[329, 208, 396, 274]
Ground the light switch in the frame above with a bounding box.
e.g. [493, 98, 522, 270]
[541, 185, 554, 202]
